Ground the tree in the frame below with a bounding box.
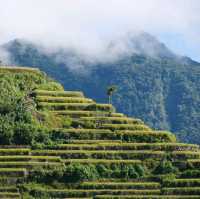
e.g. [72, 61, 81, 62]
[107, 85, 117, 104]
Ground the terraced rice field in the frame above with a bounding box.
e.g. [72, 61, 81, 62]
[0, 67, 200, 198]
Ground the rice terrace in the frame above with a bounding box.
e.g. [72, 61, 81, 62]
[0, 66, 200, 198]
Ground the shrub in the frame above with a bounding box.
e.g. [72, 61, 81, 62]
[154, 159, 178, 175]
[61, 116, 72, 128]
[64, 163, 99, 182]
[180, 169, 200, 178]
[13, 123, 37, 145]
[28, 167, 65, 183]
[0, 115, 14, 144]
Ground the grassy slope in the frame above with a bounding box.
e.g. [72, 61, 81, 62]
[0, 66, 200, 198]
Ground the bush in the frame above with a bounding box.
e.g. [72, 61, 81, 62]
[64, 163, 99, 182]
[13, 123, 37, 145]
[0, 115, 14, 144]
[61, 116, 72, 128]
[154, 159, 178, 174]
[28, 167, 65, 183]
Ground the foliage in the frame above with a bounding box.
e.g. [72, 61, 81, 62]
[37, 82, 64, 91]
[154, 159, 178, 174]
[0, 70, 66, 146]
[6, 39, 200, 143]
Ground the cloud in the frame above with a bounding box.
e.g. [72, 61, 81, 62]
[0, 0, 199, 61]
[0, 47, 11, 64]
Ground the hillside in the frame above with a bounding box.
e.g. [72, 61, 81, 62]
[2, 33, 200, 144]
[0, 66, 200, 198]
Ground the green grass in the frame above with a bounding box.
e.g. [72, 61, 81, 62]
[38, 102, 114, 112]
[0, 66, 40, 74]
[64, 159, 142, 165]
[0, 161, 63, 169]
[23, 187, 161, 197]
[80, 117, 144, 124]
[0, 186, 18, 192]
[100, 124, 151, 131]
[32, 149, 165, 160]
[172, 151, 200, 159]
[163, 178, 200, 187]
[65, 140, 123, 144]
[36, 96, 94, 103]
[52, 128, 176, 143]
[0, 192, 20, 198]
[54, 143, 198, 151]
[117, 130, 176, 143]
[94, 195, 200, 199]
[0, 168, 27, 177]
[79, 181, 161, 189]
[51, 110, 112, 118]
[0, 155, 61, 162]
[35, 90, 84, 97]
[162, 187, 200, 195]
[0, 149, 30, 155]
[111, 113, 124, 117]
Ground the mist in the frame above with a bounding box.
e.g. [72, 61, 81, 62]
[0, 0, 200, 63]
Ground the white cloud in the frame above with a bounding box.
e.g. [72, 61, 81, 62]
[0, 0, 199, 60]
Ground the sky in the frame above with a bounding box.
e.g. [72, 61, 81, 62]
[0, 0, 200, 61]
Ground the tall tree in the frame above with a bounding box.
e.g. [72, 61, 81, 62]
[107, 85, 117, 105]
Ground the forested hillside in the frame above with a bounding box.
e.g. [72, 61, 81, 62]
[0, 66, 200, 198]
[2, 33, 200, 144]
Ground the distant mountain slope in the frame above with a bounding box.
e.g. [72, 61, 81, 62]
[2, 33, 200, 144]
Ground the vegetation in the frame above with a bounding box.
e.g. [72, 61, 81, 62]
[0, 66, 199, 198]
[5, 38, 200, 144]
[107, 85, 117, 105]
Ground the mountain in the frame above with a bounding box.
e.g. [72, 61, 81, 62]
[1, 66, 200, 198]
[1, 32, 200, 144]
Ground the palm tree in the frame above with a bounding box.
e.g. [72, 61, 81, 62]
[107, 85, 117, 104]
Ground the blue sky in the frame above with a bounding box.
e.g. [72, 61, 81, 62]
[0, 0, 199, 61]
[158, 33, 200, 61]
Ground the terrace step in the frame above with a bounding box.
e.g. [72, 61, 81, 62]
[32, 149, 165, 160]
[94, 195, 200, 199]
[0, 66, 40, 74]
[0, 168, 27, 177]
[0, 149, 30, 155]
[24, 188, 161, 197]
[53, 143, 198, 151]
[80, 116, 144, 125]
[0, 177, 25, 185]
[51, 128, 176, 143]
[162, 187, 200, 195]
[35, 90, 84, 97]
[64, 159, 142, 165]
[0, 156, 61, 162]
[0, 192, 20, 198]
[66, 140, 123, 144]
[99, 124, 151, 131]
[78, 181, 161, 189]
[0, 161, 63, 169]
[163, 178, 200, 187]
[38, 102, 114, 112]
[36, 96, 94, 103]
[51, 110, 114, 118]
